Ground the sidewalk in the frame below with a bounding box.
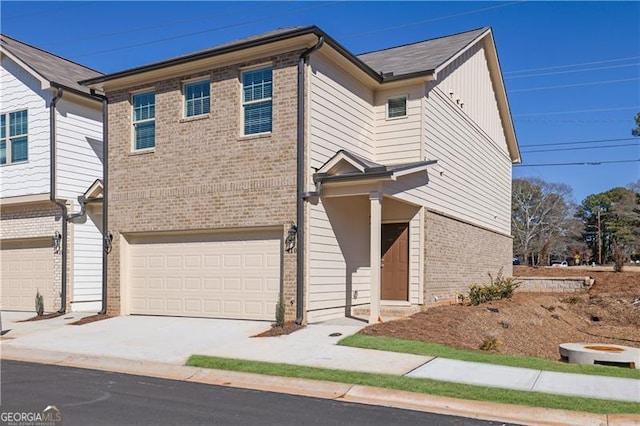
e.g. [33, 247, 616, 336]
[1, 311, 639, 424]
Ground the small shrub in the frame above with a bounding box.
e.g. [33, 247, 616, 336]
[35, 290, 44, 316]
[561, 296, 582, 304]
[479, 337, 502, 351]
[275, 295, 285, 327]
[468, 268, 521, 306]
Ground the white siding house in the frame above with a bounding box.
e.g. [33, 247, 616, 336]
[0, 34, 104, 313]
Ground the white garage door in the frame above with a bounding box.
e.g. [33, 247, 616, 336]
[129, 232, 281, 320]
[1, 239, 55, 311]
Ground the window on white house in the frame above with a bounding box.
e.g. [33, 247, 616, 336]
[184, 80, 210, 117]
[0, 110, 28, 165]
[387, 96, 407, 119]
[242, 67, 272, 135]
[132, 91, 155, 150]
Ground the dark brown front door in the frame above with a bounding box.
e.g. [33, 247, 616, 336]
[381, 223, 409, 301]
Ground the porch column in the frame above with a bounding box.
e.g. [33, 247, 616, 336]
[369, 191, 382, 324]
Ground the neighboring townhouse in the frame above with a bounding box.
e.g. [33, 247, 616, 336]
[82, 26, 520, 324]
[0, 34, 104, 313]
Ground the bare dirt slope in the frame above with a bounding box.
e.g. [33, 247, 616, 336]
[360, 267, 640, 360]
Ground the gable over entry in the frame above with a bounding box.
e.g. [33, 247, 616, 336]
[306, 150, 435, 323]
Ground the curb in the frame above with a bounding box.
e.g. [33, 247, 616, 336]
[1, 346, 637, 426]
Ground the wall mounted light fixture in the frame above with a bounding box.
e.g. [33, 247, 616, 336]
[285, 223, 297, 253]
[52, 231, 62, 254]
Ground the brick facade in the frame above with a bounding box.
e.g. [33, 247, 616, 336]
[0, 202, 65, 311]
[105, 52, 302, 319]
[423, 209, 513, 306]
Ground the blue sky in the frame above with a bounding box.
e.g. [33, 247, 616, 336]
[2, 1, 639, 203]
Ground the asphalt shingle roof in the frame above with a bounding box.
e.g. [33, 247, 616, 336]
[357, 27, 488, 78]
[1, 34, 102, 95]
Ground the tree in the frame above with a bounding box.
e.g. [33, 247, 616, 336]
[575, 187, 640, 270]
[632, 112, 640, 137]
[512, 178, 574, 265]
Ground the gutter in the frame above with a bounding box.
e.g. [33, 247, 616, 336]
[90, 89, 109, 315]
[295, 35, 324, 325]
[49, 87, 67, 314]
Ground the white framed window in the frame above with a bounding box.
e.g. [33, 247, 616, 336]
[0, 109, 28, 165]
[184, 79, 210, 118]
[387, 96, 407, 119]
[132, 91, 155, 151]
[242, 67, 272, 135]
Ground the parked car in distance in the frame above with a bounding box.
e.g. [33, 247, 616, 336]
[513, 256, 521, 265]
[551, 261, 568, 267]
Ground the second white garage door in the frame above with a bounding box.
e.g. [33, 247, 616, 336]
[128, 232, 281, 320]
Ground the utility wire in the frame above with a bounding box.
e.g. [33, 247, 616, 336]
[505, 63, 639, 79]
[521, 142, 640, 154]
[343, 1, 525, 40]
[509, 77, 640, 93]
[70, 2, 339, 59]
[41, 2, 275, 47]
[504, 55, 640, 74]
[514, 159, 640, 167]
[521, 137, 638, 148]
[514, 106, 640, 117]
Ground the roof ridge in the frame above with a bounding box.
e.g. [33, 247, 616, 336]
[356, 26, 489, 57]
[0, 33, 103, 75]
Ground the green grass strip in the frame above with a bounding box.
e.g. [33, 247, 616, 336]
[338, 335, 640, 380]
[186, 355, 639, 414]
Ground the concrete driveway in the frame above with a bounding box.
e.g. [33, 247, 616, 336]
[0, 312, 430, 374]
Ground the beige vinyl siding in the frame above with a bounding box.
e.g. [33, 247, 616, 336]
[307, 54, 375, 322]
[0, 57, 52, 197]
[308, 197, 371, 323]
[374, 85, 423, 164]
[308, 53, 374, 169]
[56, 98, 103, 312]
[436, 42, 508, 151]
[420, 85, 512, 234]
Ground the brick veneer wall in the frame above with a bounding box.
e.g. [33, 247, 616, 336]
[0, 202, 65, 311]
[423, 210, 513, 305]
[105, 52, 302, 319]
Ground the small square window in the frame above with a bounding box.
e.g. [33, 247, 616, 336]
[387, 96, 407, 119]
[184, 80, 210, 117]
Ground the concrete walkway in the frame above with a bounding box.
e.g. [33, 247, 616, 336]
[1, 311, 639, 414]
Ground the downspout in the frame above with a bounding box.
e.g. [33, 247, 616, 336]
[295, 36, 324, 325]
[49, 87, 67, 314]
[91, 89, 109, 315]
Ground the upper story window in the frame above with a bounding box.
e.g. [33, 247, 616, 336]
[242, 67, 272, 135]
[387, 96, 407, 119]
[132, 91, 155, 151]
[184, 79, 210, 118]
[0, 110, 28, 165]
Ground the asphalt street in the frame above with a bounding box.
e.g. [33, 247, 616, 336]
[0, 360, 518, 426]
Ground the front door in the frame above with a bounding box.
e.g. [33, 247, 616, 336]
[381, 223, 409, 301]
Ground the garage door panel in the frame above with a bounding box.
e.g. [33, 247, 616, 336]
[129, 234, 281, 320]
[1, 242, 55, 311]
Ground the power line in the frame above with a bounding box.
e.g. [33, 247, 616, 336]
[70, 2, 339, 59]
[504, 55, 640, 74]
[514, 106, 640, 117]
[521, 142, 640, 154]
[42, 3, 275, 48]
[521, 137, 638, 148]
[343, 1, 525, 39]
[508, 77, 640, 93]
[514, 159, 640, 167]
[514, 118, 630, 123]
[505, 63, 639, 79]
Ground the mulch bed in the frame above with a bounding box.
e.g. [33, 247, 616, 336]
[252, 321, 304, 337]
[17, 312, 65, 322]
[68, 314, 114, 325]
